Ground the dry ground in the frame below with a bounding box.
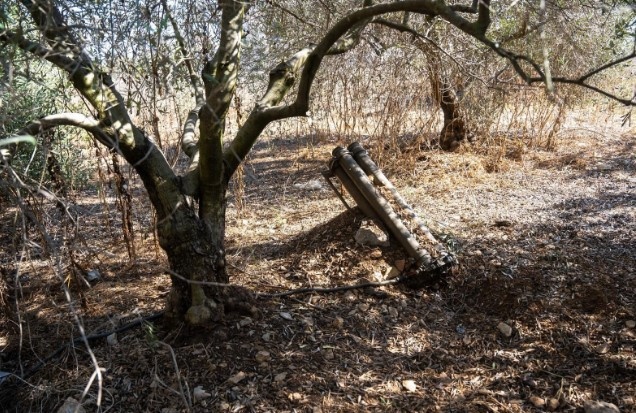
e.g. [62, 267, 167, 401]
[0, 112, 635, 412]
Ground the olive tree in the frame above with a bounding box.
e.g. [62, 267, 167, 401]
[1, 0, 634, 325]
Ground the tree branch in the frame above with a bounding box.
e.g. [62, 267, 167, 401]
[160, 0, 205, 104]
[13, 0, 186, 221]
[264, 0, 319, 28]
[198, 0, 249, 225]
[6, 113, 114, 147]
[160, 0, 205, 160]
[224, 1, 446, 178]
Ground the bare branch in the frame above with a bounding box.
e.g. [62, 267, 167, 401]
[264, 0, 319, 28]
[160, 0, 204, 104]
[7, 112, 114, 147]
[181, 102, 204, 158]
[0, 29, 84, 75]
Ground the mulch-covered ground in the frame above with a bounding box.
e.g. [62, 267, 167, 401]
[0, 113, 634, 412]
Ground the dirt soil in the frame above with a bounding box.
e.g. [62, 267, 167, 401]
[0, 114, 635, 412]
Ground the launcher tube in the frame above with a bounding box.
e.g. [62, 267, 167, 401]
[348, 142, 449, 258]
[332, 147, 432, 265]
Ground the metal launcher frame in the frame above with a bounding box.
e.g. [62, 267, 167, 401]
[323, 142, 457, 287]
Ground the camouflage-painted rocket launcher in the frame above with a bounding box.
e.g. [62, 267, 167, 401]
[323, 142, 456, 286]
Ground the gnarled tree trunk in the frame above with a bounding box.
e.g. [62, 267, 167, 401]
[427, 55, 472, 151]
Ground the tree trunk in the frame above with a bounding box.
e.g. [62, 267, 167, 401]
[428, 66, 472, 152]
[156, 201, 228, 325]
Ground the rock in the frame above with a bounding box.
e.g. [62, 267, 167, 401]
[358, 303, 370, 312]
[584, 400, 620, 413]
[402, 380, 417, 392]
[106, 333, 118, 346]
[497, 322, 513, 337]
[323, 349, 335, 360]
[193, 386, 211, 402]
[255, 351, 270, 363]
[262, 332, 272, 341]
[388, 307, 399, 318]
[547, 398, 560, 411]
[279, 312, 293, 321]
[293, 179, 323, 191]
[394, 259, 406, 271]
[529, 396, 545, 408]
[372, 271, 384, 282]
[354, 221, 389, 247]
[384, 266, 401, 279]
[274, 372, 287, 382]
[228, 371, 247, 385]
[332, 317, 344, 329]
[594, 342, 610, 354]
[86, 269, 100, 282]
[626, 320, 635, 329]
[57, 397, 86, 413]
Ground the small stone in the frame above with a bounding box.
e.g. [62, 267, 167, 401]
[355, 221, 389, 247]
[626, 320, 635, 329]
[86, 269, 100, 282]
[584, 400, 620, 413]
[529, 396, 545, 408]
[279, 312, 293, 321]
[384, 266, 401, 279]
[547, 398, 560, 411]
[106, 333, 118, 346]
[238, 317, 253, 327]
[255, 351, 270, 363]
[193, 386, 211, 402]
[57, 398, 86, 413]
[323, 349, 335, 360]
[274, 372, 287, 382]
[332, 317, 344, 329]
[370, 249, 382, 259]
[402, 380, 417, 392]
[358, 303, 370, 312]
[388, 307, 399, 318]
[595, 342, 610, 354]
[288, 392, 303, 401]
[394, 260, 406, 271]
[262, 332, 272, 341]
[228, 371, 247, 384]
[497, 322, 513, 337]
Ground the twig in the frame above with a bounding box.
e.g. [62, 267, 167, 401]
[156, 341, 192, 411]
[163, 268, 237, 287]
[257, 278, 401, 298]
[264, 0, 319, 28]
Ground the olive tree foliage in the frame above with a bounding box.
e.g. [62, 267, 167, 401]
[1, 0, 634, 325]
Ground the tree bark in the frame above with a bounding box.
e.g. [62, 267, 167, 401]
[427, 48, 472, 151]
[156, 202, 228, 325]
